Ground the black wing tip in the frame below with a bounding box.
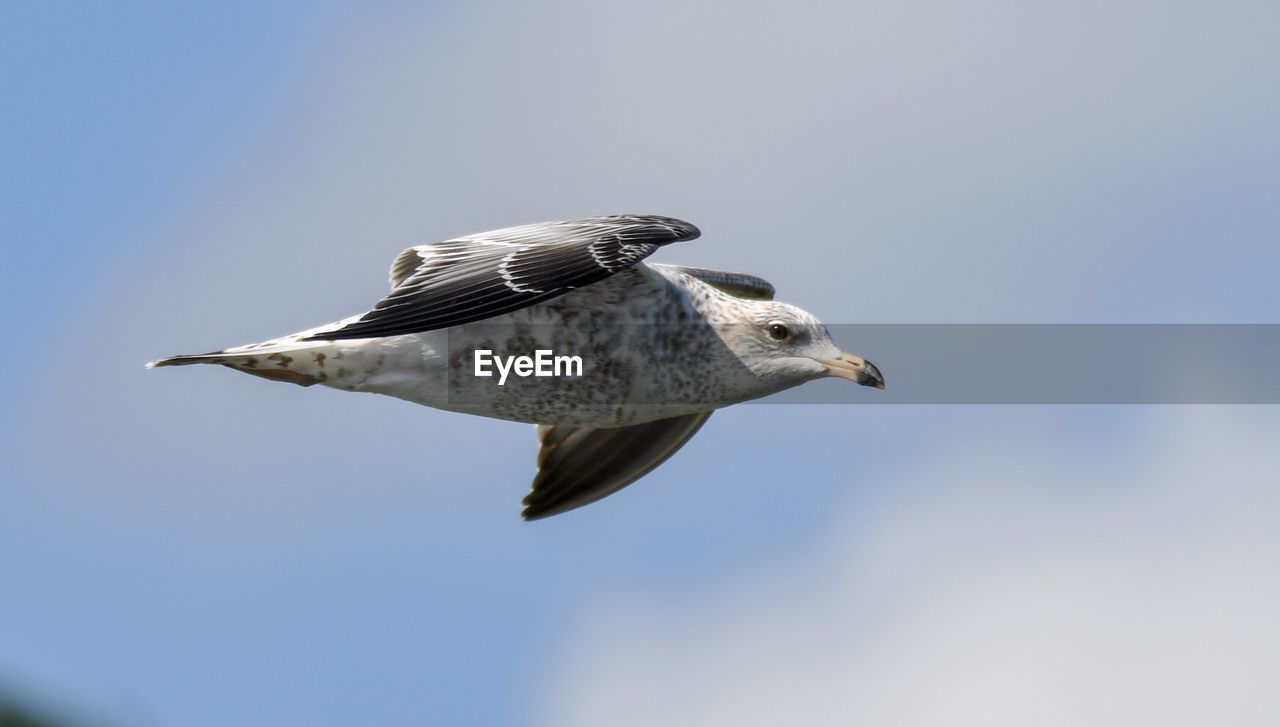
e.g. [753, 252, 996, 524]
[520, 497, 560, 521]
[521, 502, 585, 521]
[671, 219, 701, 241]
[652, 215, 701, 242]
[520, 483, 589, 521]
[593, 214, 700, 242]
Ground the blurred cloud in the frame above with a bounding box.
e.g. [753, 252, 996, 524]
[547, 408, 1280, 726]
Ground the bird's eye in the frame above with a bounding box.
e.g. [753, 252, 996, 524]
[767, 322, 791, 341]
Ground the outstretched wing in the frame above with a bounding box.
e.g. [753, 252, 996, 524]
[307, 214, 700, 341]
[522, 411, 713, 520]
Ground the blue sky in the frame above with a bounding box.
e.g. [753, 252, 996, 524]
[3, 2, 308, 337]
[3, 2, 1278, 725]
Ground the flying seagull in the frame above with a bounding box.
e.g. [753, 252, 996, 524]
[149, 215, 884, 519]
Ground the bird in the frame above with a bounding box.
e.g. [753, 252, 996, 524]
[148, 214, 884, 519]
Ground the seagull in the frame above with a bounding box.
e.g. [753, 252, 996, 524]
[149, 215, 884, 519]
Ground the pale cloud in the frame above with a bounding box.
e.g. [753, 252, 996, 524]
[546, 409, 1280, 726]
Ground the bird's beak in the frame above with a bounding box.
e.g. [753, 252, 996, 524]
[818, 353, 885, 389]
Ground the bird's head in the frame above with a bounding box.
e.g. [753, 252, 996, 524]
[723, 300, 885, 392]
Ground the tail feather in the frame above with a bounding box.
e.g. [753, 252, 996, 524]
[146, 352, 230, 368]
[146, 337, 334, 387]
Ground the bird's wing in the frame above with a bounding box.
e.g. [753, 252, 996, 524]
[659, 264, 775, 300]
[522, 411, 713, 520]
[307, 215, 700, 341]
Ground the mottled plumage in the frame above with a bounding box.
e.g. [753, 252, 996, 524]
[149, 215, 884, 519]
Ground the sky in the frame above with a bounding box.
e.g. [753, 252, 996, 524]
[2, 1, 1278, 725]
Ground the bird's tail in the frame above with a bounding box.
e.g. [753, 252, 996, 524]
[147, 338, 335, 387]
[146, 352, 229, 368]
